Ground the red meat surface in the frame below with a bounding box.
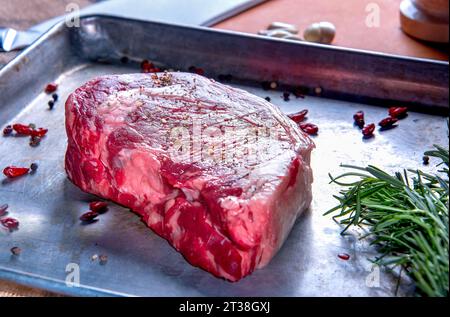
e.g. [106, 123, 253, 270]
[65, 72, 314, 281]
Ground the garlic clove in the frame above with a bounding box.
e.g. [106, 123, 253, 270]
[303, 23, 322, 43]
[318, 22, 336, 44]
[304, 22, 336, 44]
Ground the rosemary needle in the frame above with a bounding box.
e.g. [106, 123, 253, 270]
[325, 145, 449, 297]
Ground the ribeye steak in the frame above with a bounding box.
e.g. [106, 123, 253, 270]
[65, 72, 314, 281]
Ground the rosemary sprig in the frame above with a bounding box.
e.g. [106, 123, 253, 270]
[325, 145, 449, 297]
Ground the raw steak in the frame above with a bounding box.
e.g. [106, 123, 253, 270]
[65, 72, 314, 281]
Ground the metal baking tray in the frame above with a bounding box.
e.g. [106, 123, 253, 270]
[0, 15, 448, 297]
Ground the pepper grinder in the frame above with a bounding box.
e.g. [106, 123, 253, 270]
[400, 0, 449, 43]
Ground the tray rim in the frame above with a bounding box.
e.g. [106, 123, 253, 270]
[0, 14, 448, 297]
[1, 14, 448, 80]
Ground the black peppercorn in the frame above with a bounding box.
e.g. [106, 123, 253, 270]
[99, 254, 108, 265]
[30, 163, 38, 171]
[3, 125, 13, 136]
[29, 136, 41, 147]
[10, 246, 22, 255]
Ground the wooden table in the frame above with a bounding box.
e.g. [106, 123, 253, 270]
[0, 0, 447, 297]
[214, 0, 448, 61]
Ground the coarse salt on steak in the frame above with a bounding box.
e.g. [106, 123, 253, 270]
[65, 72, 314, 281]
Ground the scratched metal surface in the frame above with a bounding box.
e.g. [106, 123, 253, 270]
[0, 16, 448, 297]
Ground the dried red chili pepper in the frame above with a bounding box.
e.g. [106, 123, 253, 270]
[388, 107, 408, 118]
[141, 60, 161, 73]
[143, 67, 160, 73]
[378, 117, 398, 128]
[299, 123, 319, 135]
[1, 217, 19, 230]
[80, 211, 99, 222]
[353, 111, 364, 121]
[45, 83, 58, 94]
[288, 109, 308, 123]
[362, 123, 375, 138]
[353, 111, 365, 128]
[12, 124, 33, 135]
[3, 166, 30, 178]
[11, 124, 48, 139]
[31, 128, 48, 137]
[140, 60, 153, 70]
[89, 201, 108, 213]
[145, 66, 158, 73]
[338, 253, 350, 260]
[188, 66, 204, 76]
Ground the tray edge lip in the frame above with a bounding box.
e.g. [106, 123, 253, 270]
[0, 13, 448, 297]
[1, 13, 448, 81]
[78, 14, 450, 66]
[0, 23, 68, 78]
[0, 265, 134, 297]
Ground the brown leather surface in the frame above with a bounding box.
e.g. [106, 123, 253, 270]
[214, 0, 449, 61]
